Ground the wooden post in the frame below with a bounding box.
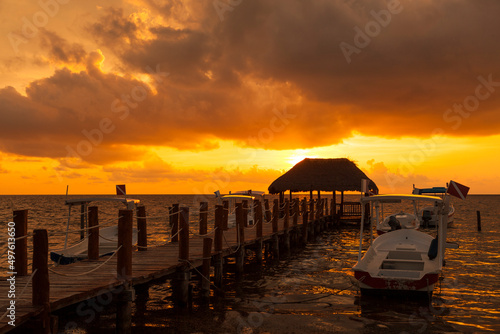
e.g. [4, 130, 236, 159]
[214, 205, 223, 252]
[32, 229, 50, 333]
[236, 203, 245, 244]
[301, 200, 308, 245]
[283, 199, 289, 230]
[117, 210, 133, 280]
[201, 237, 212, 298]
[235, 203, 245, 274]
[13, 209, 28, 276]
[477, 211, 482, 232]
[214, 205, 224, 290]
[80, 203, 86, 240]
[264, 199, 271, 224]
[222, 200, 229, 230]
[283, 200, 290, 257]
[293, 199, 299, 226]
[170, 204, 179, 242]
[200, 202, 208, 235]
[137, 206, 147, 251]
[340, 191, 344, 216]
[88, 206, 99, 260]
[173, 206, 191, 308]
[254, 200, 263, 264]
[272, 199, 279, 233]
[179, 207, 190, 262]
[332, 191, 337, 216]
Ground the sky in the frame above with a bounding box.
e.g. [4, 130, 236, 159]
[0, 0, 499, 195]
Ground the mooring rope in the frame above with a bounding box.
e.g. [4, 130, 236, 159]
[48, 246, 122, 277]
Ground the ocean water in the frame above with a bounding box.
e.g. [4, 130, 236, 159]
[0, 194, 499, 333]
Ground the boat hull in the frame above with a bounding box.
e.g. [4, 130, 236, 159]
[354, 270, 439, 293]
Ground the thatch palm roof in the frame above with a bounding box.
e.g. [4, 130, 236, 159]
[268, 158, 378, 194]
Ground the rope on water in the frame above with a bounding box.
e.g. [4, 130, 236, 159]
[48, 246, 121, 277]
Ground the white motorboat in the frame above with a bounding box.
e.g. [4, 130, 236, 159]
[353, 194, 457, 296]
[50, 197, 140, 265]
[413, 186, 455, 227]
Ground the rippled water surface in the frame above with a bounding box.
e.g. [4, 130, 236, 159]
[1, 194, 499, 333]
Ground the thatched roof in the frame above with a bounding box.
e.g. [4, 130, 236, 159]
[268, 158, 378, 194]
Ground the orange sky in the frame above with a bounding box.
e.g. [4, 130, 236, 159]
[1, 0, 499, 195]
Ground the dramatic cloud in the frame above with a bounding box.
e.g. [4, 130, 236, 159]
[1, 0, 500, 166]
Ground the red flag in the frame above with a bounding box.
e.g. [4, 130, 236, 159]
[447, 180, 469, 200]
[116, 184, 126, 196]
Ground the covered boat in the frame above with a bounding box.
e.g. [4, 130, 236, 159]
[50, 197, 140, 265]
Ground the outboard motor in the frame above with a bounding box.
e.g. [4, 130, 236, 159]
[388, 216, 401, 231]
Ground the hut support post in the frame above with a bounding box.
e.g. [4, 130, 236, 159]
[13, 209, 28, 276]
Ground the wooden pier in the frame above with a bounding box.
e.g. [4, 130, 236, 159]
[0, 197, 346, 333]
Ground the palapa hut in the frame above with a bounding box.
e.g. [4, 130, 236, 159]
[268, 158, 378, 216]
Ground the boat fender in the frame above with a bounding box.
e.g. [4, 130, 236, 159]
[428, 237, 438, 260]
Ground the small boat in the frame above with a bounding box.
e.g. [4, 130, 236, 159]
[50, 225, 138, 265]
[50, 196, 140, 265]
[412, 186, 455, 228]
[353, 194, 457, 296]
[215, 190, 264, 227]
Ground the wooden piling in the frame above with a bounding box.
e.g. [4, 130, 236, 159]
[170, 204, 180, 242]
[80, 204, 86, 240]
[32, 229, 51, 333]
[200, 202, 208, 235]
[201, 237, 212, 298]
[87, 206, 99, 260]
[301, 200, 308, 244]
[235, 203, 245, 274]
[272, 199, 279, 233]
[137, 206, 147, 251]
[283, 200, 290, 257]
[13, 209, 28, 276]
[264, 199, 272, 224]
[117, 210, 133, 280]
[254, 200, 263, 264]
[214, 205, 224, 290]
[179, 207, 190, 262]
[222, 200, 229, 230]
[174, 206, 191, 308]
[477, 211, 482, 232]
